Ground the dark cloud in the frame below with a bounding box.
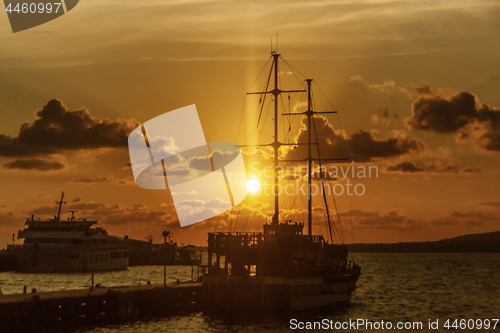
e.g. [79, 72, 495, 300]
[286, 116, 424, 163]
[462, 167, 480, 173]
[0, 134, 55, 157]
[427, 163, 458, 173]
[71, 177, 111, 184]
[407, 90, 477, 133]
[102, 210, 172, 226]
[449, 211, 498, 221]
[67, 202, 106, 210]
[28, 206, 60, 216]
[386, 160, 475, 174]
[377, 107, 398, 119]
[72, 198, 82, 203]
[407, 88, 500, 151]
[0, 99, 140, 157]
[3, 158, 64, 171]
[387, 161, 424, 173]
[414, 85, 433, 95]
[432, 211, 499, 227]
[479, 202, 500, 209]
[90, 205, 124, 216]
[337, 209, 419, 230]
[431, 217, 459, 226]
[70, 176, 134, 185]
[464, 220, 483, 227]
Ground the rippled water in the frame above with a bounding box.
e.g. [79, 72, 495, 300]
[1, 253, 499, 332]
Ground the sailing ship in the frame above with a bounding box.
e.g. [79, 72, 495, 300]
[13, 192, 129, 272]
[201, 51, 361, 311]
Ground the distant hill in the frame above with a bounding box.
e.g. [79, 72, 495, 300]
[347, 231, 500, 253]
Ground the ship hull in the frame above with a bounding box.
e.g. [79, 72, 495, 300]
[15, 246, 128, 273]
[203, 275, 358, 311]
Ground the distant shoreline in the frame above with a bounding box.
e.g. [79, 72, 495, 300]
[194, 230, 500, 253]
[347, 231, 500, 253]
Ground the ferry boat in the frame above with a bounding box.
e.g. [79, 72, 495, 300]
[201, 51, 361, 311]
[14, 192, 129, 272]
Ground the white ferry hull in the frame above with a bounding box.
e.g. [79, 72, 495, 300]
[16, 246, 128, 273]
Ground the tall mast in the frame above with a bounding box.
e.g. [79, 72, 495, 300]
[283, 79, 343, 236]
[272, 53, 279, 224]
[247, 52, 348, 237]
[306, 79, 313, 236]
[247, 52, 306, 225]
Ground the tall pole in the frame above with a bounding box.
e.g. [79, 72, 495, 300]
[247, 53, 306, 225]
[306, 79, 313, 236]
[273, 53, 279, 224]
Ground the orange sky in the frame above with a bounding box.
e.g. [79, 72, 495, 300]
[1, 0, 500, 248]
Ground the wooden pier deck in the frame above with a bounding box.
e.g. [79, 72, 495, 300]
[0, 282, 202, 332]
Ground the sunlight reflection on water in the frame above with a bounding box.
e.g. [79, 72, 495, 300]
[1, 253, 499, 332]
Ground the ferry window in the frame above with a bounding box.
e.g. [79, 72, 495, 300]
[110, 252, 122, 259]
[90, 254, 94, 262]
[100, 254, 104, 262]
[76, 254, 80, 259]
[105, 255, 108, 262]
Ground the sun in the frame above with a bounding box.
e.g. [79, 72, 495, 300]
[246, 179, 260, 194]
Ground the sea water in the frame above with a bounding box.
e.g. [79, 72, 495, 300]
[0, 253, 498, 332]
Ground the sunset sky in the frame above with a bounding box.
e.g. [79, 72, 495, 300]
[1, 0, 500, 249]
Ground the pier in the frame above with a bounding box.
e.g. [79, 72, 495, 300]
[0, 282, 202, 332]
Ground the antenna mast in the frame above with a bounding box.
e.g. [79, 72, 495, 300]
[55, 191, 67, 220]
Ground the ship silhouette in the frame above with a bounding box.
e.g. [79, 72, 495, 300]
[200, 51, 361, 311]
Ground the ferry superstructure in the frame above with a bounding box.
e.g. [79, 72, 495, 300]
[15, 192, 128, 272]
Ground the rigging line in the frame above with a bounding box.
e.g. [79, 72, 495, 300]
[311, 94, 344, 244]
[256, 60, 275, 128]
[279, 94, 287, 143]
[291, 174, 304, 214]
[312, 80, 339, 112]
[335, 112, 350, 162]
[236, 56, 272, 144]
[312, 115, 335, 244]
[311, 195, 326, 239]
[350, 195, 354, 244]
[311, 87, 347, 245]
[261, 91, 273, 133]
[312, 80, 349, 160]
[280, 56, 308, 86]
